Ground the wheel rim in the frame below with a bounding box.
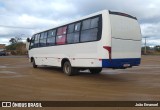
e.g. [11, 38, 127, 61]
[65, 63, 70, 74]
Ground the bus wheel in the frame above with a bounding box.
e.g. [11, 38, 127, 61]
[89, 68, 102, 74]
[32, 58, 37, 68]
[63, 61, 76, 76]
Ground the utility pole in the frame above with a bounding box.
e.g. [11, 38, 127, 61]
[144, 37, 147, 54]
[143, 37, 149, 54]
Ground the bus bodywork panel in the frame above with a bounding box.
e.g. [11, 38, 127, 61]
[29, 41, 103, 67]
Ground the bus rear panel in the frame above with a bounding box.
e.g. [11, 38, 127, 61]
[102, 11, 141, 69]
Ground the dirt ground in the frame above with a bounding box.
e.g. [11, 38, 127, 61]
[0, 55, 160, 109]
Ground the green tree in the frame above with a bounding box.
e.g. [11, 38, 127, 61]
[6, 37, 27, 55]
[9, 37, 22, 44]
[154, 45, 160, 52]
[141, 46, 151, 51]
[9, 38, 17, 44]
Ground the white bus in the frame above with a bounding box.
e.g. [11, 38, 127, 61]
[27, 10, 142, 76]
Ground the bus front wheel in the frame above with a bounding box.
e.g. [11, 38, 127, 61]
[32, 58, 37, 68]
[63, 61, 76, 76]
[89, 68, 102, 74]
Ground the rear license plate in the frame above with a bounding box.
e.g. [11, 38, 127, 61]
[123, 64, 130, 67]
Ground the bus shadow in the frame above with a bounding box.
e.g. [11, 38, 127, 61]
[38, 66, 63, 74]
[77, 72, 131, 82]
[38, 66, 132, 82]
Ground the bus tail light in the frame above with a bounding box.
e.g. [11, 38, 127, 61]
[103, 46, 112, 61]
[99, 59, 102, 61]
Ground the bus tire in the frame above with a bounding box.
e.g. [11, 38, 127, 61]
[32, 58, 37, 68]
[63, 61, 76, 76]
[89, 68, 102, 74]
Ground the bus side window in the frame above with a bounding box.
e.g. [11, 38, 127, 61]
[80, 16, 99, 42]
[81, 28, 98, 42]
[67, 32, 79, 43]
[34, 34, 40, 48]
[90, 17, 99, 28]
[82, 19, 90, 30]
[47, 29, 56, 46]
[40, 32, 47, 47]
[67, 24, 74, 33]
[74, 22, 81, 32]
[56, 26, 67, 45]
[67, 22, 81, 44]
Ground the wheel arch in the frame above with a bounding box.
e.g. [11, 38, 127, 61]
[61, 58, 71, 68]
[30, 57, 34, 62]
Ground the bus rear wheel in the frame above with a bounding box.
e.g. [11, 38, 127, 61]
[63, 61, 77, 76]
[32, 58, 37, 68]
[89, 68, 102, 74]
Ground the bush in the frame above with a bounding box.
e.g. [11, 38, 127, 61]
[6, 42, 27, 55]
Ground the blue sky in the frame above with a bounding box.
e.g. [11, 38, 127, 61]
[0, 0, 160, 46]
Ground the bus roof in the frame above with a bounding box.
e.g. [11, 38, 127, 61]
[33, 10, 136, 36]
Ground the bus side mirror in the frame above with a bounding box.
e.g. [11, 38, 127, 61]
[26, 38, 30, 42]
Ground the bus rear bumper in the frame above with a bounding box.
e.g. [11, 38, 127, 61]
[102, 58, 141, 68]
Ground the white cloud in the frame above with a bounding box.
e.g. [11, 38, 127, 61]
[0, 38, 10, 44]
[141, 23, 160, 38]
[0, 0, 160, 45]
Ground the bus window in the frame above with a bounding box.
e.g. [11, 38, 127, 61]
[56, 26, 67, 45]
[82, 19, 90, 30]
[56, 35, 66, 44]
[67, 32, 79, 43]
[57, 26, 67, 35]
[81, 28, 98, 42]
[62, 26, 67, 34]
[80, 17, 99, 42]
[68, 24, 74, 33]
[67, 22, 81, 44]
[90, 17, 99, 28]
[40, 32, 47, 47]
[47, 29, 56, 46]
[29, 36, 35, 49]
[34, 34, 40, 48]
[47, 37, 55, 46]
[74, 22, 81, 32]
[48, 29, 56, 37]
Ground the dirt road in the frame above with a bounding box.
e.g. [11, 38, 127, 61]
[0, 55, 160, 102]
